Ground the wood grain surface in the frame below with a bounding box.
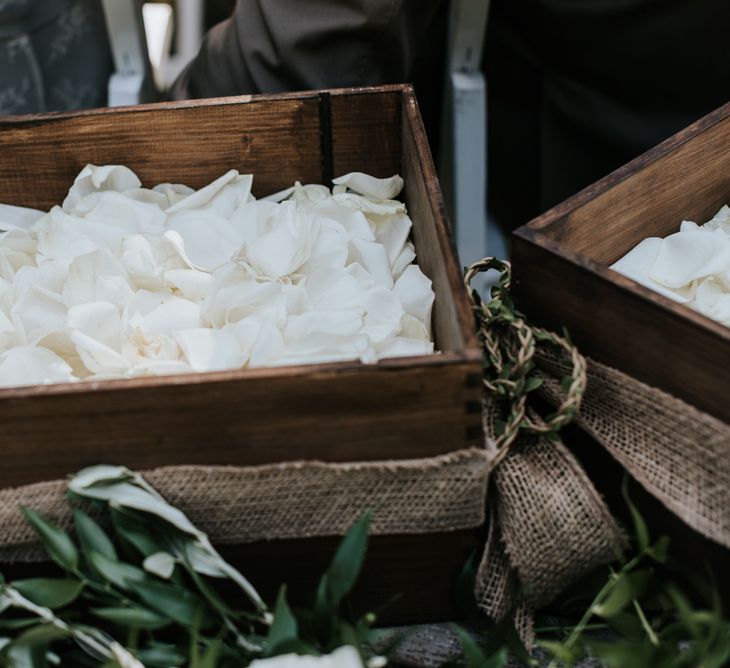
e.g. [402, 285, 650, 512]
[512, 100, 730, 424]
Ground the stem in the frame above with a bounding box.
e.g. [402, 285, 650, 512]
[545, 576, 617, 668]
[535, 623, 608, 635]
[633, 599, 659, 646]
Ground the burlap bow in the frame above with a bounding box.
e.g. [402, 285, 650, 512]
[465, 259, 730, 645]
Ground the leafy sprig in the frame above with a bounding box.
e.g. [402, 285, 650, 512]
[0, 467, 379, 668]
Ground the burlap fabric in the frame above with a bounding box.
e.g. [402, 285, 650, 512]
[474, 349, 730, 647]
[0, 449, 489, 563]
[538, 350, 730, 550]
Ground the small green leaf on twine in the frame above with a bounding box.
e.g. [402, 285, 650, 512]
[464, 258, 587, 465]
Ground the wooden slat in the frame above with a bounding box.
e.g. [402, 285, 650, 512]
[400, 89, 480, 357]
[0, 97, 322, 207]
[527, 100, 730, 264]
[330, 90, 402, 179]
[0, 353, 482, 489]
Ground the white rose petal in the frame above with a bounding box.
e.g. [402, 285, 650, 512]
[613, 204, 730, 329]
[0, 203, 45, 231]
[164, 168, 238, 213]
[393, 264, 435, 332]
[333, 172, 404, 200]
[0, 346, 77, 388]
[176, 327, 250, 371]
[167, 210, 242, 272]
[650, 228, 730, 287]
[63, 164, 142, 214]
[0, 166, 435, 384]
[348, 238, 393, 288]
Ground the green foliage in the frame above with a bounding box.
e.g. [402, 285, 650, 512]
[0, 470, 382, 668]
[536, 478, 730, 668]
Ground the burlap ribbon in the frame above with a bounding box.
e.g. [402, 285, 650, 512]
[0, 449, 490, 563]
[472, 356, 730, 645]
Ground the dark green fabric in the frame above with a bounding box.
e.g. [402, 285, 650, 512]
[0, 0, 112, 114]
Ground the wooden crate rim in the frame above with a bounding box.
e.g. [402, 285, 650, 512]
[0, 83, 483, 398]
[0, 84, 412, 127]
[515, 99, 730, 347]
[0, 350, 482, 400]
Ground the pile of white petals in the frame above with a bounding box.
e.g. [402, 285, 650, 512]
[0, 165, 435, 388]
[611, 205, 730, 327]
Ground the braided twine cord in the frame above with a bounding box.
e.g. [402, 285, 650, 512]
[464, 258, 588, 469]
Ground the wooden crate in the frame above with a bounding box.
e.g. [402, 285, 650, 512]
[512, 101, 730, 425]
[0, 85, 483, 622]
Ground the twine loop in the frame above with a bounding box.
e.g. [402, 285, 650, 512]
[464, 258, 587, 469]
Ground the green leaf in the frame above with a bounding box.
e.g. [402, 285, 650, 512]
[262, 638, 319, 656]
[90, 606, 172, 630]
[524, 376, 543, 393]
[135, 644, 186, 667]
[644, 536, 670, 564]
[0, 618, 43, 631]
[266, 587, 299, 656]
[621, 476, 649, 552]
[588, 639, 656, 668]
[13, 624, 71, 646]
[20, 508, 78, 572]
[197, 639, 223, 668]
[314, 574, 334, 641]
[143, 552, 176, 580]
[129, 580, 205, 627]
[73, 510, 117, 561]
[110, 507, 168, 558]
[184, 563, 238, 620]
[325, 512, 371, 606]
[2, 640, 50, 668]
[87, 551, 146, 590]
[11, 579, 84, 609]
[592, 571, 652, 619]
[453, 626, 507, 668]
[70, 475, 199, 536]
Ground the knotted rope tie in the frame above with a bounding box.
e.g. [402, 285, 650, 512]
[464, 258, 588, 472]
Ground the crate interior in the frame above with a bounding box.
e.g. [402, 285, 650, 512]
[0, 88, 471, 362]
[531, 111, 730, 265]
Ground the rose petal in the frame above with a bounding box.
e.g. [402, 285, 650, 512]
[393, 265, 434, 332]
[373, 213, 412, 266]
[176, 328, 249, 371]
[392, 242, 416, 279]
[650, 228, 730, 287]
[164, 169, 238, 213]
[0, 346, 77, 388]
[67, 301, 121, 350]
[0, 203, 45, 231]
[164, 269, 213, 302]
[610, 237, 693, 303]
[167, 210, 242, 272]
[332, 172, 404, 200]
[348, 237, 393, 288]
[63, 164, 142, 214]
